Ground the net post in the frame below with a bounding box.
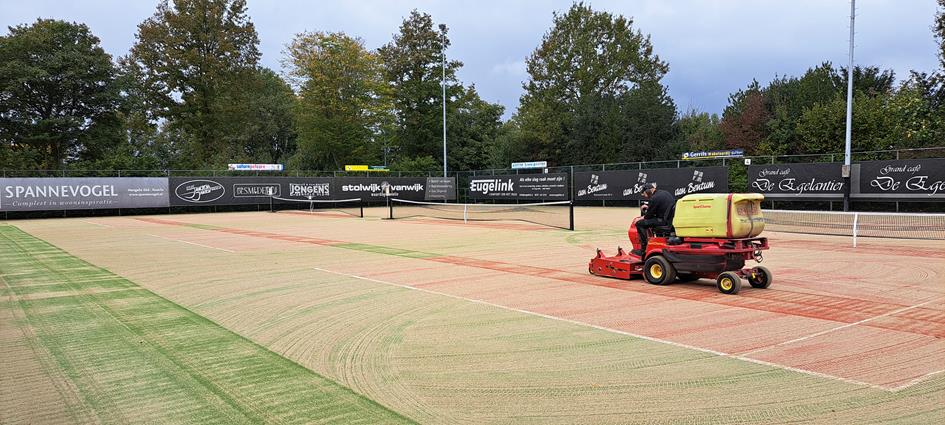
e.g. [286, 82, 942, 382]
[269, 195, 274, 213]
[569, 201, 574, 231]
[463, 204, 467, 224]
[852, 212, 859, 248]
[388, 200, 393, 220]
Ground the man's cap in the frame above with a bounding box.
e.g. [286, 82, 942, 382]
[643, 182, 657, 190]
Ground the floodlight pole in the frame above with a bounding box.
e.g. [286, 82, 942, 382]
[440, 24, 448, 178]
[842, 0, 855, 212]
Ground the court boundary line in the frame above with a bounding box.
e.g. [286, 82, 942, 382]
[892, 369, 945, 392]
[739, 296, 945, 357]
[81, 220, 113, 228]
[311, 266, 904, 392]
[147, 234, 235, 253]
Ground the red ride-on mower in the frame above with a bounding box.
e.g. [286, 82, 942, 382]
[588, 193, 772, 294]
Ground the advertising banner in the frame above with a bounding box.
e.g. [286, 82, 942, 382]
[227, 163, 283, 171]
[681, 149, 744, 160]
[335, 177, 428, 201]
[856, 158, 945, 199]
[468, 173, 569, 200]
[425, 177, 456, 201]
[573, 167, 728, 200]
[0, 177, 168, 211]
[747, 163, 846, 199]
[169, 177, 334, 206]
[511, 161, 548, 169]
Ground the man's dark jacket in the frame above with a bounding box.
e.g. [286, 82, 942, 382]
[644, 190, 675, 222]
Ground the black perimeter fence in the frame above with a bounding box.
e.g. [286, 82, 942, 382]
[3, 146, 945, 219]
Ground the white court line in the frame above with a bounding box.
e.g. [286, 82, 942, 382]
[890, 368, 945, 392]
[82, 220, 113, 228]
[739, 296, 945, 357]
[148, 234, 235, 253]
[312, 266, 900, 392]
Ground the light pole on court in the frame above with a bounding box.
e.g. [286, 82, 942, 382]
[440, 23, 448, 178]
[842, 0, 855, 211]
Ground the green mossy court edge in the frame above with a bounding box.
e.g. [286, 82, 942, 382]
[0, 224, 415, 424]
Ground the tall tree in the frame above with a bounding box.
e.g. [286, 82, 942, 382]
[446, 85, 505, 171]
[795, 93, 892, 154]
[286, 31, 388, 170]
[128, 0, 260, 167]
[677, 110, 724, 152]
[0, 19, 121, 169]
[885, 82, 939, 149]
[894, 0, 944, 154]
[828, 65, 896, 98]
[618, 80, 678, 162]
[379, 10, 461, 166]
[719, 63, 897, 156]
[719, 81, 769, 155]
[516, 2, 672, 165]
[213, 68, 296, 165]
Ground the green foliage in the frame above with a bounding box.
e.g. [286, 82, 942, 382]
[618, 80, 678, 161]
[886, 79, 942, 149]
[390, 155, 439, 174]
[719, 81, 769, 154]
[516, 2, 674, 165]
[677, 110, 724, 152]
[379, 11, 462, 165]
[487, 118, 525, 169]
[287, 31, 387, 170]
[128, 0, 260, 168]
[0, 19, 121, 169]
[795, 94, 893, 154]
[446, 86, 505, 171]
[212, 67, 297, 165]
[717, 63, 918, 158]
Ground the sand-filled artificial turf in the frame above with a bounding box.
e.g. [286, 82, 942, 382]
[0, 225, 412, 424]
[2, 208, 944, 423]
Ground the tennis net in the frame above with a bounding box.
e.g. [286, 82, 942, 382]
[269, 197, 363, 218]
[763, 210, 945, 243]
[389, 199, 574, 230]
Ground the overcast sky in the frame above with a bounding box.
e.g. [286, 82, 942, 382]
[1, 1, 940, 119]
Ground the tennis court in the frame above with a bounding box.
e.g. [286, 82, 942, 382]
[3, 205, 944, 423]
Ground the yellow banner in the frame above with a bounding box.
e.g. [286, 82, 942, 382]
[344, 165, 369, 171]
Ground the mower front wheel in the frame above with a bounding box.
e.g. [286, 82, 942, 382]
[716, 272, 742, 295]
[748, 266, 773, 289]
[644, 255, 676, 285]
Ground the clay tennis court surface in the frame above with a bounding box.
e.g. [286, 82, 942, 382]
[3, 207, 943, 423]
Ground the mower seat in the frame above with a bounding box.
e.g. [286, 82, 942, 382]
[652, 225, 676, 237]
[653, 202, 681, 244]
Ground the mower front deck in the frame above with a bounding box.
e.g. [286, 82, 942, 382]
[588, 247, 644, 280]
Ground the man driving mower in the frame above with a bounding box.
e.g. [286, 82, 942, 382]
[589, 189, 771, 295]
[631, 183, 675, 257]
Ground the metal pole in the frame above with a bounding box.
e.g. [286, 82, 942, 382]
[440, 24, 448, 178]
[843, 0, 856, 212]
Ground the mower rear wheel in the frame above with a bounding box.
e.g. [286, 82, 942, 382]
[644, 255, 676, 285]
[716, 272, 742, 295]
[748, 266, 772, 289]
